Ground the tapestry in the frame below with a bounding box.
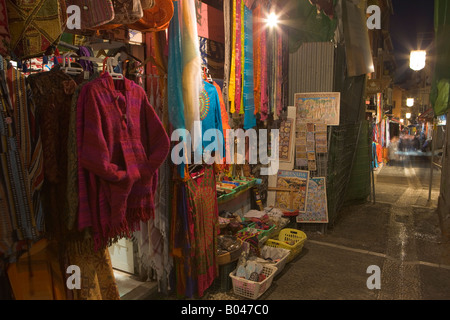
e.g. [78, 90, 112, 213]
[275, 170, 309, 212]
[6, 0, 65, 59]
[295, 92, 341, 126]
[297, 177, 328, 223]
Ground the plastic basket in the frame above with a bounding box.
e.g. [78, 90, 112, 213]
[247, 222, 276, 239]
[260, 246, 290, 277]
[229, 264, 277, 299]
[265, 229, 307, 263]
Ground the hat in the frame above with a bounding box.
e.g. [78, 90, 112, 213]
[127, 0, 174, 32]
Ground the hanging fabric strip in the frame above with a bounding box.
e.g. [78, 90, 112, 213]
[253, 4, 262, 116]
[228, 0, 237, 114]
[223, 0, 231, 112]
[260, 3, 269, 121]
[276, 27, 283, 117]
[168, 1, 187, 178]
[239, 0, 245, 115]
[243, 5, 256, 129]
[234, 0, 242, 114]
[181, 0, 203, 161]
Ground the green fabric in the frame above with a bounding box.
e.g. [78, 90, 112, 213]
[431, 0, 450, 116]
[286, 0, 337, 53]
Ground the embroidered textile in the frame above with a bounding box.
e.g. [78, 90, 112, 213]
[185, 165, 219, 297]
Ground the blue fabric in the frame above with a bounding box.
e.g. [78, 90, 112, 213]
[243, 6, 256, 130]
[200, 80, 225, 158]
[168, 2, 187, 177]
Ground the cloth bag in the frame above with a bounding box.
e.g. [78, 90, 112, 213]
[6, 0, 65, 59]
[111, 0, 143, 24]
[65, 0, 115, 29]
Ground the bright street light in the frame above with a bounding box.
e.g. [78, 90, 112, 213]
[406, 98, 414, 107]
[410, 50, 426, 71]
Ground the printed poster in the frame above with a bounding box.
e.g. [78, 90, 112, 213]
[297, 177, 328, 223]
[279, 119, 294, 162]
[275, 170, 309, 212]
[295, 92, 341, 126]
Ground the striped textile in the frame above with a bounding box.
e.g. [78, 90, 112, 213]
[0, 68, 38, 245]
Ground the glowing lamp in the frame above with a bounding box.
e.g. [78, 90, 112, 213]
[406, 98, 414, 107]
[410, 50, 426, 71]
[406, 113, 411, 119]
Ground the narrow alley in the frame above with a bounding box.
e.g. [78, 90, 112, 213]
[254, 156, 450, 300]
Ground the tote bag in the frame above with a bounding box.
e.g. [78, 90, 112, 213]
[6, 0, 65, 59]
[65, 0, 115, 29]
[111, 0, 143, 24]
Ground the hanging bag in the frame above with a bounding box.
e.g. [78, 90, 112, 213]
[111, 0, 143, 24]
[94, 0, 143, 30]
[6, 0, 66, 59]
[65, 0, 115, 29]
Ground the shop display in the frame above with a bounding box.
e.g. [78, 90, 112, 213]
[294, 92, 341, 126]
[0, 0, 324, 301]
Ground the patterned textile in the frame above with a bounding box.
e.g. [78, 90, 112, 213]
[6, 66, 44, 232]
[66, 73, 99, 232]
[234, 0, 242, 114]
[260, 4, 269, 121]
[67, 243, 120, 300]
[171, 181, 195, 298]
[6, 0, 65, 59]
[0, 68, 38, 243]
[252, 4, 262, 116]
[27, 68, 83, 243]
[222, 0, 231, 112]
[243, 6, 256, 129]
[228, 0, 237, 114]
[0, 178, 13, 257]
[185, 165, 219, 297]
[0, 0, 10, 57]
[65, 0, 115, 29]
[198, 37, 224, 80]
[77, 72, 170, 250]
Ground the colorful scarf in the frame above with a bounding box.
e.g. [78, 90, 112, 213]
[243, 6, 256, 129]
[181, 0, 202, 158]
[229, 0, 237, 114]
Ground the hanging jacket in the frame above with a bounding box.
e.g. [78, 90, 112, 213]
[77, 72, 170, 250]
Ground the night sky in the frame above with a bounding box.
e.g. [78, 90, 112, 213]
[389, 0, 435, 83]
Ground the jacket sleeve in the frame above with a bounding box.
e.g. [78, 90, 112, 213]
[79, 85, 127, 182]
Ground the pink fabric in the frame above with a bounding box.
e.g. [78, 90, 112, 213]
[77, 73, 170, 250]
[260, 26, 268, 121]
[234, 0, 242, 114]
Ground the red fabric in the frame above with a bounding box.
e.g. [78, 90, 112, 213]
[376, 143, 383, 163]
[77, 73, 170, 250]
